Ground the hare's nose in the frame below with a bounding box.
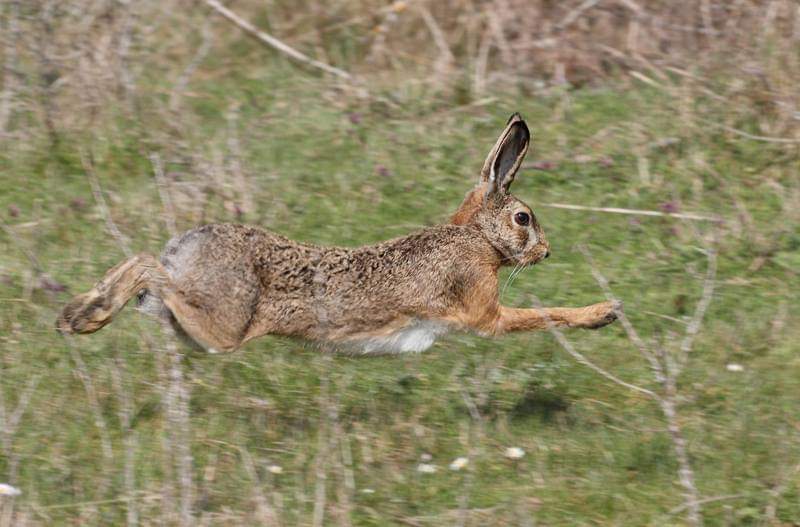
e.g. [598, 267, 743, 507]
[544, 250, 550, 259]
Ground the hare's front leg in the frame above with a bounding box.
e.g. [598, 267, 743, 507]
[493, 301, 621, 334]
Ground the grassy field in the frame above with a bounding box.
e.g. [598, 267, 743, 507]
[1, 44, 800, 525]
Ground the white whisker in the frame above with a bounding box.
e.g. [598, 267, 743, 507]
[501, 261, 527, 301]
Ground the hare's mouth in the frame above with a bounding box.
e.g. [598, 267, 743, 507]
[525, 253, 548, 266]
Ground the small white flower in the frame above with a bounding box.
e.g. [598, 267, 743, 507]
[726, 363, 744, 372]
[360, 488, 375, 494]
[417, 463, 437, 474]
[420, 453, 432, 462]
[267, 465, 283, 474]
[505, 447, 525, 460]
[0, 483, 21, 497]
[449, 457, 469, 471]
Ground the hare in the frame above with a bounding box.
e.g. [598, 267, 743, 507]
[56, 113, 620, 354]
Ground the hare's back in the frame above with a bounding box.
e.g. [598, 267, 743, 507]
[161, 224, 267, 282]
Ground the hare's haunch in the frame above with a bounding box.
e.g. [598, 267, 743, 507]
[57, 114, 620, 354]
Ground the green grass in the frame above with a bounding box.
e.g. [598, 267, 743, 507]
[1, 63, 799, 525]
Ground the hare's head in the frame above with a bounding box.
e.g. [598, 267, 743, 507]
[452, 113, 549, 267]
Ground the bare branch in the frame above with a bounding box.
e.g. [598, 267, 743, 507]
[7, 376, 39, 440]
[669, 494, 745, 515]
[81, 149, 133, 257]
[677, 245, 718, 370]
[578, 244, 706, 525]
[150, 152, 178, 238]
[765, 460, 800, 521]
[170, 18, 213, 112]
[578, 245, 665, 384]
[0, 374, 39, 485]
[460, 388, 482, 422]
[0, 0, 20, 136]
[162, 331, 194, 527]
[557, 0, 603, 30]
[239, 447, 280, 525]
[702, 119, 800, 144]
[529, 294, 659, 400]
[203, 0, 353, 80]
[38, 494, 162, 511]
[417, 4, 454, 86]
[312, 366, 330, 527]
[109, 356, 139, 527]
[656, 346, 702, 527]
[540, 202, 723, 223]
[0, 220, 45, 275]
[66, 341, 114, 516]
[67, 345, 113, 465]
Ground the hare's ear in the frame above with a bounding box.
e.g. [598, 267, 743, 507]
[480, 113, 530, 196]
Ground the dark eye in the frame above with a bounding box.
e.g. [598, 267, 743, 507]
[514, 212, 530, 226]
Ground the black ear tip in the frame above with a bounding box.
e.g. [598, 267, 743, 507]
[507, 113, 529, 137]
[507, 112, 524, 124]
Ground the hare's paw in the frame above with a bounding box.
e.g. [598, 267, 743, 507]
[56, 289, 113, 334]
[580, 300, 622, 329]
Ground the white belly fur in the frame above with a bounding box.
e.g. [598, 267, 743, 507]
[352, 319, 451, 355]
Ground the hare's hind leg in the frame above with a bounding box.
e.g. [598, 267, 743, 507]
[57, 254, 160, 334]
[57, 254, 241, 352]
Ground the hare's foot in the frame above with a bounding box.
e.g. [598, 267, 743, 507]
[57, 289, 111, 334]
[56, 254, 155, 334]
[576, 300, 622, 329]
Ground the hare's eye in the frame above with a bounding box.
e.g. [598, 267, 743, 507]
[514, 212, 530, 226]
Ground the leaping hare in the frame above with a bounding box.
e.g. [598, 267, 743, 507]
[57, 114, 620, 354]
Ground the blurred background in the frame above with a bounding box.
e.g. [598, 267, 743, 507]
[1, 0, 799, 525]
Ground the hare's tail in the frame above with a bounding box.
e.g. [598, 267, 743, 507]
[56, 253, 165, 335]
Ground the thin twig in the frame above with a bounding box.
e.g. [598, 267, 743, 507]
[539, 202, 722, 222]
[147, 157, 193, 526]
[657, 345, 702, 527]
[240, 446, 280, 525]
[328, 389, 352, 527]
[578, 244, 706, 525]
[81, 149, 133, 257]
[578, 245, 664, 383]
[457, 384, 486, 527]
[765, 460, 800, 520]
[529, 294, 659, 400]
[668, 494, 746, 515]
[150, 152, 178, 238]
[109, 356, 139, 527]
[0, 375, 39, 483]
[417, 4, 454, 85]
[460, 388, 482, 423]
[701, 119, 800, 144]
[204, 0, 352, 80]
[677, 245, 718, 371]
[6, 376, 37, 442]
[0, 220, 45, 275]
[473, 23, 491, 96]
[0, 0, 20, 136]
[312, 363, 330, 527]
[556, 0, 603, 30]
[169, 18, 213, 112]
[163, 330, 194, 527]
[39, 494, 163, 511]
[114, 0, 137, 113]
[67, 343, 114, 499]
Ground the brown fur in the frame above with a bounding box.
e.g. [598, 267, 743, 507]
[56, 114, 619, 353]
